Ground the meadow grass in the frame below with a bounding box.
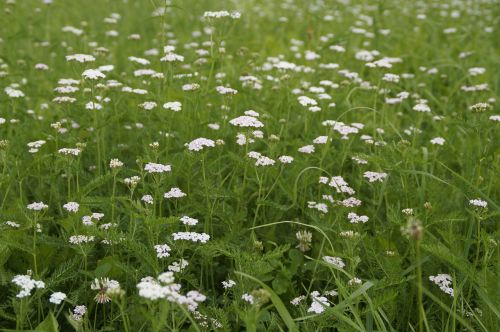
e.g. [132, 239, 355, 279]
[0, 0, 498, 331]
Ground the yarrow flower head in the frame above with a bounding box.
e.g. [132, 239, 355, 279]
[63, 201, 80, 213]
[322, 256, 346, 269]
[187, 138, 215, 151]
[82, 69, 105, 80]
[164, 187, 186, 199]
[49, 292, 67, 304]
[12, 274, 45, 298]
[429, 274, 454, 297]
[27, 202, 48, 211]
[363, 171, 388, 183]
[154, 244, 171, 258]
[91, 278, 122, 303]
[229, 115, 264, 128]
[109, 158, 124, 169]
[144, 162, 171, 173]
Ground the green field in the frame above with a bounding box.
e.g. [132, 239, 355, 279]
[0, 0, 499, 331]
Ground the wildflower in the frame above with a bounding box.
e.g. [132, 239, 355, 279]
[222, 280, 236, 289]
[58, 148, 81, 156]
[307, 291, 330, 314]
[255, 155, 275, 166]
[216, 86, 238, 95]
[469, 199, 487, 209]
[470, 103, 491, 113]
[430, 137, 445, 146]
[154, 244, 171, 258]
[241, 293, 254, 304]
[141, 195, 154, 204]
[66, 54, 95, 63]
[63, 202, 80, 213]
[290, 295, 306, 306]
[180, 216, 198, 226]
[229, 115, 264, 128]
[163, 101, 182, 112]
[187, 138, 215, 151]
[348, 277, 362, 286]
[413, 103, 431, 113]
[12, 274, 45, 298]
[347, 212, 369, 224]
[27, 202, 48, 211]
[322, 256, 345, 269]
[172, 231, 210, 243]
[69, 235, 95, 244]
[363, 171, 388, 182]
[296, 230, 312, 252]
[91, 278, 121, 303]
[402, 208, 414, 215]
[144, 162, 171, 173]
[4, 87, 25, 98]
[298, 145, 315, 154]
[168, 259, 189, 272]
[279, 155, 294, 164]
[109, 158, 124, 168]
[71, 305, 87, 321]
[429, 274, 454, 297]
[82, 69, 105, 80]
[164, 187, 186, 199]
[49, 292, 67, 304]
[124, 176, 140, 188]
[5, 221, 20, 228]
[182, 83, 200, 91]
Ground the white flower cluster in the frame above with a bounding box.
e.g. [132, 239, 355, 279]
[63, 201, 80, 213]
[66, 53, 95, 63]
[172, 231, 210, 243]
[187, 138, 215, 151]
[319, 176, 355, 195]
[154, 244, 171, 258]
[27, 140, 46, 153]
[168, 259, 189, 273]
[71, 305, 87, 321]
[27, 201, 48, 211]
[216, 86, 238, 95]
[180, 216, 198, 226]
[307, 291, 330, 314]
[229, 115, 264, 128]
[308, 201, 328, 213]
[49, 291, 67, 304]
[69, 235, 95, 244]
[322, 256, 346, 269]
[222, 279, 236, 289]
[163, 101, 182, 112]
[58, 148, 81, 156]
[82, 69, 105, 80]
[144, 162, 171, 173]
[12, 274, 45, 298]
[137, 272, 206, 311]
[109, 158, 124, 168]
[347, 212, 369, 224]
[429, 274, 454, 297]
[81, 212, 104, 226]
[469, 198, 487, 208]
[363, 171, 388, 183]
[164, 187, 186, 199]
[203, 11, 241, 19]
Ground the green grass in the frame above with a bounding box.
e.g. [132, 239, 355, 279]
[0, 0, 499, 331]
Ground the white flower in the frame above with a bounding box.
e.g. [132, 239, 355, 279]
[187, 138, 215, 151]
[49, 292, 67, 304]
[278, 155, 294, 164]
[163, 101, 182, 112]
[229, 115, 264, 128]
[298, 145, 315, 154]
[69, 235, 95, 244]
[66, 54, 95, 63]
[180, 216, 198, 226]
[27, 202, 48, 211]
[307, 291, 330, 314]
[58, 148, 81, 156]
[154, 244, 171, 258]
[241, 293, 254, 304]
[5, 221, 20, 228]
[164, 187, 186, 199]
[429, 274, 454, 297]
[255, 155, 275, 166]
[222, 279, 236, 289]
[172, 232, 210, 243]
[363, 171, 388, 182]
[168, 259, 189, 272]
[141, 195, 154, 205]
[63, 202, 80, 213]
[469, 199, 487, 208]
[109, 158, 124, 168]
[82, 69, 105, 80]
[413, 103, 431, 113]
[322, 256, 345, 269]
[430, 137, 445, 146]
[144, 162, 171, 173]
[12, 274, 45, 298]
[298, 96, 317, 106]
[347, 212, 369, 224]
